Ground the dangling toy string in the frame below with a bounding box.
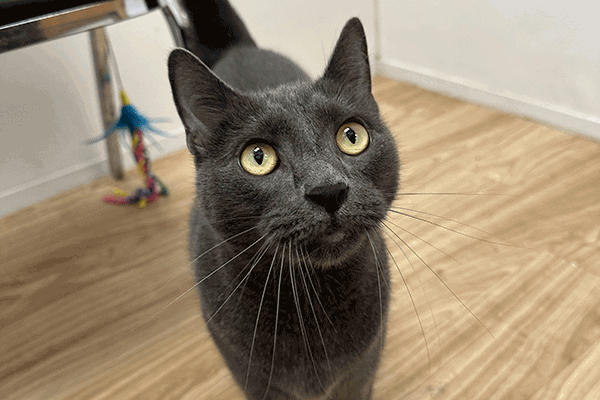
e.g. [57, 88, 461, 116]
[100, 91, 169, 207]
[86, 33, 171, 208]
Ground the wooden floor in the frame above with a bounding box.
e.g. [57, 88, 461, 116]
[2, 76, 600, 400]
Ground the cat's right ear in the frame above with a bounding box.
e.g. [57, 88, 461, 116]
[168, 49, 238, 156]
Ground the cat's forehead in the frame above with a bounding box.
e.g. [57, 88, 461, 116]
[252, 82, 325, 112]
[232, 86, 340, 150]
[243, 83, 348, 131]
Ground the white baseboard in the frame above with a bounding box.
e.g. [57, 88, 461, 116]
[377, 58, 600, 142]
[0, 130, 187, 218]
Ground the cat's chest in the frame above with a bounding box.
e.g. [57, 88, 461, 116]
[198, 251, 389, 358]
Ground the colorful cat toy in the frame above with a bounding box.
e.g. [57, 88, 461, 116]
[87, 90, 170, 208]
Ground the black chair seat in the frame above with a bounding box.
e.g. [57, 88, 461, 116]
[0, 1, 111, 27]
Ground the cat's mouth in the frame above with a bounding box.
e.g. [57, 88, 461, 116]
[322, 229, 346, 244]
[304, 227, 367, 267]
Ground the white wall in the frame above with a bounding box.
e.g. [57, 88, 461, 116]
[0, 1, 375, 217]
[229, 0, 376, 80]
[377, 0, 600, 140]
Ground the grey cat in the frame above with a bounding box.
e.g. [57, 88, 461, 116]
[168, 2, 400, 399]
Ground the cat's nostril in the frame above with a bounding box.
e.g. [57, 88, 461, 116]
[305, 182, 349, 214]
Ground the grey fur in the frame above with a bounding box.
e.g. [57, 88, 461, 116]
[168, 15, 400, 400]
[214, 46, 309, 92]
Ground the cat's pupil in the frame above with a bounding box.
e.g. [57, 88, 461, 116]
[344, 127, 357, 144]
[252, 147, 264, 165]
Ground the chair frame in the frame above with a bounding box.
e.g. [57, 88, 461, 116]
[0, 0, 184, 178]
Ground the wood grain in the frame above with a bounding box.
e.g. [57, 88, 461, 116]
[2, 76, 599, 399]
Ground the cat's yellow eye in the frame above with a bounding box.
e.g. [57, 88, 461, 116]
[336, 122, 369, 155]
[240, 143, 278, 175]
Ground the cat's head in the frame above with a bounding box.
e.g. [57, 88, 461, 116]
[168, 18, 400, 267]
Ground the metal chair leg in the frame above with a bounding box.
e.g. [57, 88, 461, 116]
[90, 27, 123, 180]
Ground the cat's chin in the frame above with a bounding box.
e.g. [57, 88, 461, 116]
[305, 230, 367, 268]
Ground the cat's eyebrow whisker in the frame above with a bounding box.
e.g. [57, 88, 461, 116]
[300, 245, 336, 329]
[378, 226, 432, 375]
[366, 232, 385, 358]
[295, 246, 333, 378]
[206, 238, 272, 324]
[383, 222, 495, 340]
[156, 233, 268, 317]
[245, 242, 280, 393]
[389, 209, 516, 248]
[384, 218, 458, 263]
[289, 243, 327, 393]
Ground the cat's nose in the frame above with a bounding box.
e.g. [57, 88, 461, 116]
[305, 182, 349, 215]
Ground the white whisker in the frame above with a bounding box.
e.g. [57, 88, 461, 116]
[206, 238, 273, 324]
[263, 243, 286, 400]
[154, 225, 260, 300]
[245, 242, 280, 393]
[190, 226, 260, 266]
[289, 243, 326, 392]
[385, 218, 458, 262]
[300, 245, 336, 329]
[379, 226, 432, 375]
[383, 222, 495, 339]
[366, 231, 384, 357]
[296, 246, 333, 378]
[395, 192, 516, 197]
[389, 208, 515, 247]
[156, 232, 267, 317]
[382, 220, 443, 357]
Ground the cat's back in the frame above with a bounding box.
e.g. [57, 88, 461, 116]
[213, 46, 309, 92]
[178, 0, 308, 92]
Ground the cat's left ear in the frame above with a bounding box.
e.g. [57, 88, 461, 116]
[321, 17, 372, 93]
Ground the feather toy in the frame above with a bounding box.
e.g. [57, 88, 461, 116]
[87, 90, 170, 208]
